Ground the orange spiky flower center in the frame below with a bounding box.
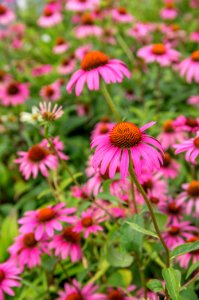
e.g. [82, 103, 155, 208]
[186, 118, 198, 127]
[81, 13, 94, 25]
[45, 86, 55, 97]
[166, 2, 175, 9]
[107, 289, 125, 300]
[0, 269, 5, 283]
[7, 82, 20, 95]
[142, 179, 153, 192]
[191, 50, 199, 62]
[56, 37, 65, 45]
[170, 24, 180, 32]
[150, 196, 159, 204]
[62, 226, 80, 244]
[168, 226, 180, 236]
[163, 120, 174, 133]
[23, 233, 37, 248]
[43, 7, 53, 17]
[194, 137, 199, 148]
[99, 124, 109, 134]
[38, 208, 55, 222]
[118, 7, 127, 15]
[81, 217, 93, 227]
[167, 202, 181, 214]
[66, 292, 84, 300]
[163, 153, 171, 167]
[187, 181, 199, 197]
[151, 44, 166, 55]
[28, 145, 48, 162]
[81, 51, 109, 71]
[0, 4, 7, 15]
[110, 122, 142, 148]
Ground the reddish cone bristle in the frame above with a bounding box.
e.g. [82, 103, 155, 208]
[66, 292, 84, 300]
[0, 5, 6, 15]
[168, 226, 180, 236]
[163, 120, 174, 133]
[187, 181, 199, 197]
[56, 37, 65, 45]
[62, 226, 80, 243]
[44, 7, 53, 17]
[118, 7, 127, 15]
[45, 86, 55, 97]
[110, 122, 142, 148]
[142, 180, 153, 192]
[191, 50, 199, 62]
[0, 269, 5, 282]
[152, 44, 166, 55]
[81, 217, 93, 227]
[99, 124, 109, 134]
[108, 289, 125, 300]
[194, 137, 199, 148]
[81, 13, 94, 25]
[28, 145, 47, 162]
[7, 82, 20, 95]
[23, 233, 37, 248]
[81, 51, 109, 71]
[167, 202, 181, 214]
[37, 208, 55, 222]
[163, 153, 171, 167]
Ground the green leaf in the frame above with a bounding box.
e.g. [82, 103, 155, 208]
[0, 210, 18, 261]
[59, 172, 83, 191]
[107, 246, 134, 268]
[170, 241, 199, 259]
[180, 287, 198, 300]
[126, 221, 158, 238]
[186, 261, 199, 279]
[107, 269, 132, 288]
[37, 189, 51, 199]
[162, 267, 181, 300]
[147, 279, 164, 293]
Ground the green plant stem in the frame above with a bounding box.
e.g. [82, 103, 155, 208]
[116, 33, 135, 67]
[181, 271, 199, 290]
[129, 157, 138, 214]
[101, 83, 122, 123]
[128, 149, 170, 268]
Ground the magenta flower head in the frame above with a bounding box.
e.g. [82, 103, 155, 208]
[174, 131, 199, 164]
[0, 81, 29, 106]
[178, 50, 199, 83]
[66, 50, 131, 96]
[0, 260, 21, 298]
[19, 203, 77, 240]
[91, 121, 163, 179]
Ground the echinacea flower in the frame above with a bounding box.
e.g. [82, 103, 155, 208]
[65, 0, 100, 12]
[50, 226, 82, 262]
[174, 131, 199, 164]
[177, 181, 199, 215]
[190, 30, 199, 43]
[53, 37, 69, 54]
[75, 44, 92, 60]
[128, 22, 154, 43]
[91, 121, 163, 179]
[32, 64, 52, 77]
[15, 137, 68, 180]
[0, 81, 29, 106]
[37, 6, 62, 28]
[158, 152, 180, 179]
[66, 50, 131, 96]
[74, 13, 103, 39]
[162, 221, 196, 249]
[40, 80, 61, 101]
[19, 203, 76, 240]
[160, 2, 178, 20]
[173, 116, 199, 132]
[38, 102, 64, 121]
[187, 95, 199, 107]
[74, 208, 106, 238]
[137, 43, 180, 66]
[56, 279, 106, 300]
[0, 260, 21, 299]
[8, 232, 49, 269]
[177, 236, 199, 268]
[178, 50, 199, 83]
[112, 7, 134, 23]
[58, 56, 76, 75]
[159, 197, 185, 224]
[0, 4, 15, 25]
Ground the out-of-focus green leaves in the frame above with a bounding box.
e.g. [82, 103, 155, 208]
[126, 221, 158, 238]
[147, 279, 164, 293]
[107, 269, 132, 288]
[170, 241, 199, 260]
[162, 267, 181, 300]
[107, 245, 134, 268]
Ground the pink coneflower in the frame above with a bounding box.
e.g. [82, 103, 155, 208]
[106, 288, 132, 300]
[158, 119, 186, 150]
[75, 44, 92, 60]
[40, 136, 69, 161]
[173, 116, 199, 132]
[128, 22, 154, 44]
[0, 81, 29, 106]
[177, 181, 199, 215]
[15, 137, 67, 180]
[160, 2, 178, 20]
[190, 30, 199, 42]
[137, 43, 180, 66]
[178, 50, 199, 83]
[8, 232, 49, 269]
[56, 280, 105, 300]
[53, 37, 69, 54]
[74, 13, 102, 39]
[19, 203, 76, 240]
[0, 4, 15, 25]
[188, 95, 199, 107]
[162, 221, 196, 249]
[32, 64, 52, 77]
[58, 56, 76, 75]
[66, 51, 131, 96]
[38, 102, 64, 121]
[40, 80, 61, 101]
[0, 69, 12, 86]
[158, 152, 180, 179]
[74, 208, 106, 238]
[50, 225, 82, 262]
[177, 236, 199, 268]
[102, 28, 116, 45]
[65, 0, 100, 12]
[174, 131, 199, 164]
[38, 6, 62, 28]
[160, 197, 185, 224]
[0, 260, 21, 299]
[91, 120, 114, 140]
[112, 7, 134, 23]
[91, 121, 163, 179]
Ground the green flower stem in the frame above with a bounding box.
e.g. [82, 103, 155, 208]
[128, 149, 170, 268]
[129, 157, 138, 214]
[116, 33, 135, 67]
[101, 82, 122, 123]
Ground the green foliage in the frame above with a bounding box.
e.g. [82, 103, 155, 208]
[162, 267, 181, 300]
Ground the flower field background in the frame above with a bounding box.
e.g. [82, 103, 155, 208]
[0, 0, 199, 299]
